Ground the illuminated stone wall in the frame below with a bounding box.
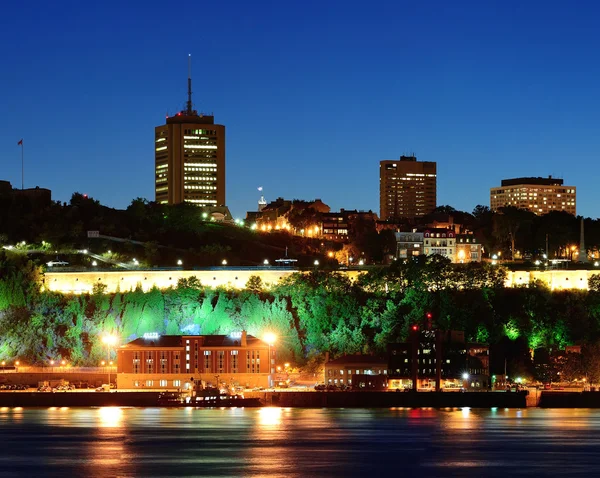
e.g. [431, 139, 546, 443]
[43, 269, 299, 294]
[43, 268, 600, 294]
[505, 270, 595, 291]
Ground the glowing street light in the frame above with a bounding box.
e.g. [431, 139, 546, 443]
[263, 332, 277, 387]
[263, 259, 269, 265]
[92, 261, 97, 266]
[222, 259, 227, 266]
[177, 259, 183, 266]
[462, 373, 469, 380]
[102, 335, 118, 388]
[314, 260, 319, 266]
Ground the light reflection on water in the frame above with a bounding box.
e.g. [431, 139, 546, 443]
[0, 407, 599, 476]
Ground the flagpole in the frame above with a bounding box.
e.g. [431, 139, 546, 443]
[21, 140, 24, 190]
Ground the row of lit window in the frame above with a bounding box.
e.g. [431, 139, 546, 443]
[184, 144, 218, 150]
[184, 176, 217, 181]
[186, 162, 217, 167]
[184, 129, 216, 135]
[184, 167, 216, 172]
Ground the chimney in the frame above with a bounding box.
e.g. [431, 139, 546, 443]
[241, 330, 247, 347]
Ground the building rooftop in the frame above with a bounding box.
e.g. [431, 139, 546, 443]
[121, 333, 266, 349]
[500, 176, 564, 187]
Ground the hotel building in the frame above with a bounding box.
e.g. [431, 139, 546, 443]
[155, 59, 226, 207]
[490, 176, 576, 215]
[116, 331, 274, 390]
[380, 156, 437, 221]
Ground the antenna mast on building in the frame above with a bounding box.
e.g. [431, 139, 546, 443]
[186, 54, 193, 115]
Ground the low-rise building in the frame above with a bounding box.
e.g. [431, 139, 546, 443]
[455, 234, 482, 263]
[423, 228, 456, 260]
[324, 354, 387, 388]
[395, 231, 424, 259]
[387, 329, 490, 390]
[116, 331, 274, 390]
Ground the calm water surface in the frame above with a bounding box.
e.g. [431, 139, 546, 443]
[0, 407, 599, 477]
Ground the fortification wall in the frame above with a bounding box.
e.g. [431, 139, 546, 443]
[42, 268, 599, 294]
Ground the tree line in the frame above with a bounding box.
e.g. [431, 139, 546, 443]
[3, 252, 600, 381]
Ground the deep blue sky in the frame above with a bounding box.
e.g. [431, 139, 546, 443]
[2, 1, 599, 219]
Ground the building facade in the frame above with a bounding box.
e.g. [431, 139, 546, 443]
[395, 231, 424, 259]
[387, 329, 490, 390]
[423, 228, 456, 261]
[116, 331, 274, 390]
[380, 156, 437, 221]
[324, 354, 388, 388]
[490, 176, 576, 215]
[155, 63, 225, 207]
[455, 234, 482, 263]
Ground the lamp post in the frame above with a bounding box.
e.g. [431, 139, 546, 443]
[102, 335, 118, 388]
[263, 332, 277, 388]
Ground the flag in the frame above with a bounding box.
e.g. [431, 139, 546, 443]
[17, 139, 23, 146]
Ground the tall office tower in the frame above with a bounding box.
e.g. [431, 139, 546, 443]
[155, 56, 226, 206]
[380, 155, 437, 220]
[490, 176, 576, 215]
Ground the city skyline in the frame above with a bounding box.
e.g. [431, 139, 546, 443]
[2, 1, 600, 219]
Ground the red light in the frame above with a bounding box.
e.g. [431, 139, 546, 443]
[426, 312, 432, 319]
[83, 194, 88, 199]
[412, 325, 418, 331]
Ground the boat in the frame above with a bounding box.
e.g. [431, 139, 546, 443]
[158, 387, 262, 407]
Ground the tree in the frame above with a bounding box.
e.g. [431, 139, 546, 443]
[245, 275, 263, 292]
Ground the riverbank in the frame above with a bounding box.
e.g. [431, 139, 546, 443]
[0, 390, 529, 408]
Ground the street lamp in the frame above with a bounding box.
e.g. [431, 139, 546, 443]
[102, 335, 118, 388]
[222, 259, 227, 266]
[263, 332, 277, 387]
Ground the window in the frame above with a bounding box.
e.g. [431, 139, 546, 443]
[204, 351, 211, 372]
[231, 350, 239, 373]
[159, 380, 167, 387]
[160, 351, 167, 373]
[218, 351, 225, 373]
[146, 380, 154, 387]
[134, 381, 140, 387]
[133, 352, 140, 374]
[146, 352, 154, 374]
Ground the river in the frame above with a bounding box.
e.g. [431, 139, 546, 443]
[0, 407, 597, 477]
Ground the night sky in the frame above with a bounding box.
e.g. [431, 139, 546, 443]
[2, 1, 600, 219]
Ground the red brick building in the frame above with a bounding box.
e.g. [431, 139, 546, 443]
[116, 331, 274, 390]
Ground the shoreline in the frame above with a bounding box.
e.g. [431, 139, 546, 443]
[1, 389, 599, 408]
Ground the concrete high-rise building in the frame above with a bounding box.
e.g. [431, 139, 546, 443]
[379, 156, 437, 220]
[155, 56, 225, 207]
[490, 176, 576, 215]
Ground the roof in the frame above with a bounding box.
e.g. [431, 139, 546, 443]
[120, 334, 267, 349]
[500, 176, 564, 187]
[326, 354, 387, 366]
